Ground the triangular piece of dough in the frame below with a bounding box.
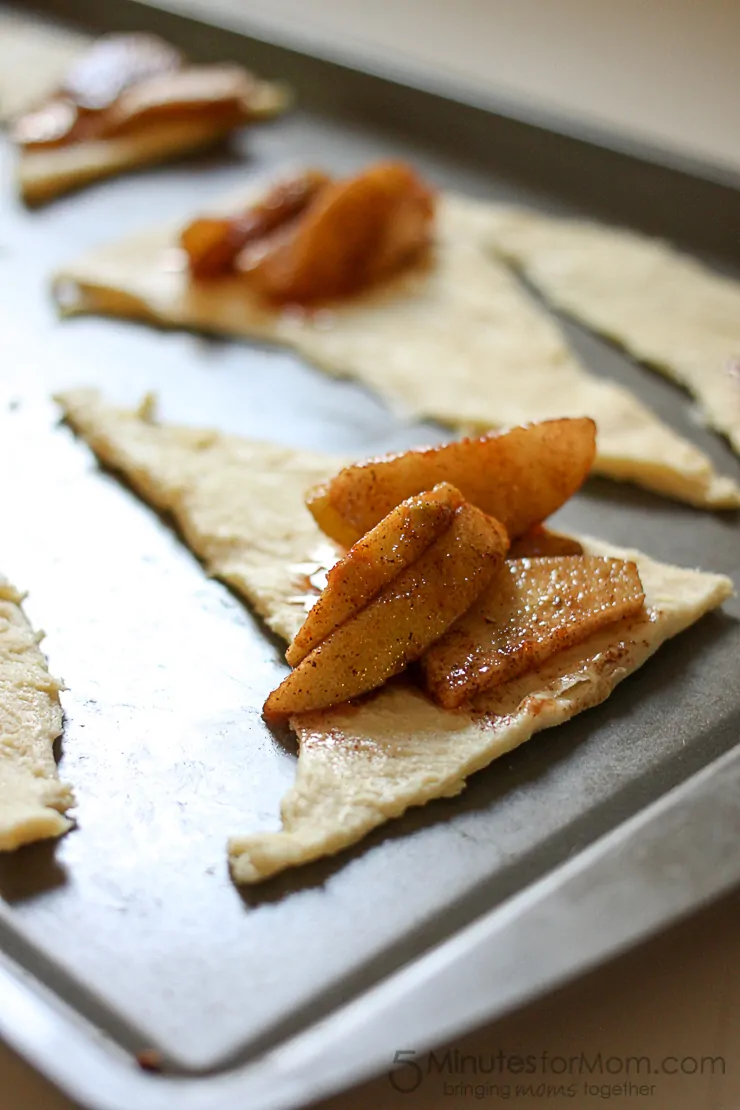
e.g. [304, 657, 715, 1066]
[19, 118, 256, 207]
[483, 205, 740, 457]
[53, 189, 740, 509]
[57, 389, 733, 883]
[0, 579, 74, 851]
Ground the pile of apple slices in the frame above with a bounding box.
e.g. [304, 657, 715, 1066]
[263, 418, 646, 720]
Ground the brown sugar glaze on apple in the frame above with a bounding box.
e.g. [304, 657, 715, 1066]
[180, 161, 436, 306]
[13, 33, 283, 151]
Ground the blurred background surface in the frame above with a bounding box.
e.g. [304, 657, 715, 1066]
[181, 0, 740, 174]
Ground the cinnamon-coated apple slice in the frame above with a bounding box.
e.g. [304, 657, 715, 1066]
[264, 502, 508, 720]
[245, 161, 435, 303]
[422, 555, 645, 708]
[306, 418, 596, 547]
[286, 482, 465, 666]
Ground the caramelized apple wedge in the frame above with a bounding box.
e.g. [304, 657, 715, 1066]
[422, 556, 645, 708]
[182, 170, 330, 280]
[508, 525, 584, 558]
[286, 482, 464, 666]
[307, 418, 596, 547]
[246, 161, 435, 304]
[264, 503, 508, 720]
[12, 31, 289, 166]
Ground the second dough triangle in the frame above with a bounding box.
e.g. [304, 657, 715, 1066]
[53, 181, 740, 510]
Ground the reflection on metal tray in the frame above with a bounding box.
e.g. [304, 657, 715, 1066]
[0, 1, 739, 1108]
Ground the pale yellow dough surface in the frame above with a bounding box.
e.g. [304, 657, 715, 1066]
[484, 206, 740, 457]
[0, 579, 74, 851]
[53, 188, 740, 509]
[0, 11, 87, 123]
[57, 389, 733, 883]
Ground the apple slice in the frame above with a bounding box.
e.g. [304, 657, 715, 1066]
[422, 556, 645, 708]
[264, 502, 508, 720]
[246, 161, 435, 304]
[286, 482, 464, 666]
[306, 418, 596, 547]
[181, 169, 330, 280]
[508, 525, 584, 558]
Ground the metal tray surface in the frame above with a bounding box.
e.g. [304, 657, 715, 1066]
[1, 1, 739, 1106]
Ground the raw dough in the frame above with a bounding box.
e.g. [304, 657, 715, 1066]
[0, 11, 87, 123]
[56, 389, 341, 645]
[484, 206, 740, 456]
[57, 389, 733, 883]
[53, 187, 740, 509]
[0, 579, 74, 851]
[19, 118, 254, 207]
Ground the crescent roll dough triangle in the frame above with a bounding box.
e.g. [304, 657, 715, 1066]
[18, 118, 253, 207]
[483, 205, 740, 457]
[53, 188, 740, 510]
[0, 579, 74, 851]
[56, 389, 733, 883]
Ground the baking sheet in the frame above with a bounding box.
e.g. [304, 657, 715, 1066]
[1, 0, 739, 1103]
